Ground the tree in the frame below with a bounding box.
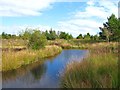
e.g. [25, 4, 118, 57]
[2, 32, 12, 39]
[59, 32, 73, 40]
[44, 29, 58, 40]
[2, 32, 18, 39]
[93, 35, 99, 40]
[99, 27, 111, 42]
[59, 32, 66, 39]
[99, 14, 120, 42]
[28, 30, 47, 50]
[108, 14, 120, 41]
[76, 34, 83, 39]
[99, 32, 106, 40]
[90, 35, 99, 41]
[45, 30, 50, 40]
[49, 29, 58, 40]
[20, 28, 32, 40]
[68, 34, 73, 39]
[2, 32, 7, 39]
[84, 33, 91, 40]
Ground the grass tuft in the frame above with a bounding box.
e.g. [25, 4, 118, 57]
[61, 45, 118, 88]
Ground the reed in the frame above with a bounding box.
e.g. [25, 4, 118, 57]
[61, 44, 118, 88]
[2, 45, 62, 72]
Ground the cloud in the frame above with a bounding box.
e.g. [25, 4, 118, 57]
[57, 0, 118, 37]
[57, 19, 101, 37]
[0, 24, 52, 35]
[0, 0, 55, 16]
[87, 0, 95, 6]
[1, 0, 119, 37]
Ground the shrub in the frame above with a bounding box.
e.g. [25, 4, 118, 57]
[28, 30, 47, 50]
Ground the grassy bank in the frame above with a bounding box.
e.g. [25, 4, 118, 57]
[61, 44, 118, 88]
[1, 39, 27, 48]
[2, 45, 62, 72]
[48, 39, 118, 50]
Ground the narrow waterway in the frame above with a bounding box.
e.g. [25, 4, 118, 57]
[2, 49, 88, 88]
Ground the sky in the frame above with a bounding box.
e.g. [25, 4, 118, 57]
[0, 0, 119, 37]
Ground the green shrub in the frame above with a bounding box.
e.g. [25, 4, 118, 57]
[28, 30, 47, 50]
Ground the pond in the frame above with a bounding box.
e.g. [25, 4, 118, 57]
[2, 49, 88, 88]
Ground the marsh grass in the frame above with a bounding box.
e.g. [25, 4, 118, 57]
[1, 39, 27, 48]
[2, 45, 62, 71]
[61, 44, 118, 88]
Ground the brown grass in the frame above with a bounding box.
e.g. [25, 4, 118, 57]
[2, 45, 62, 72]
[61, 43, 118, 88]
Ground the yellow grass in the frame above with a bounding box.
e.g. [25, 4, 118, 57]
[61, 43, 118, 88]
[2, 45, 62, 72]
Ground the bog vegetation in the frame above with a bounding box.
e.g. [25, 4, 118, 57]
[61, 42, 118, 88]
[61, 14, 119, 88]
[1, 14, 120, 88]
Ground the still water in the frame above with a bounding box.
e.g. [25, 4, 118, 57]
[3, 50, 88, 88]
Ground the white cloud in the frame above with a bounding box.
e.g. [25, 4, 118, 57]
[0, 0, 119, 37]
[57, 0, 118, 37]
[87, 0, 95, 6]
[0, 0, 55, 16]
[57, 19, 101, 37]
[0, 24, 52, 35]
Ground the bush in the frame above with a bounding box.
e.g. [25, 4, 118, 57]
[28, 30, 47, 50]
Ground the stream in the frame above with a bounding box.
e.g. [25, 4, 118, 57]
[2, 49, 88, 88]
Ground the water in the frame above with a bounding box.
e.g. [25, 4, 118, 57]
[2, 49, 88, 88]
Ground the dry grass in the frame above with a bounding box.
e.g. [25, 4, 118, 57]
[61, 44, 118, 88]
[2, 45, 62, 72]
[1, 39, 27, 48]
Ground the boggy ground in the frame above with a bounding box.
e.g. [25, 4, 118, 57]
[61, 42, 118, 88]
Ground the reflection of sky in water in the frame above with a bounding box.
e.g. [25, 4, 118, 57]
[3, 50, 88, 88]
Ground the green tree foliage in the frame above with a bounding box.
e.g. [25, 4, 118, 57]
[44, 28, 58, 40]
[2, 32, 8, 39]
[83, 33, 91, 40]
[28, 30, 47, 50]
[20, 28, 32, 40]
[99, 14, 120, 42]
[90, 35, 99, 41]
[76, 34, 83, 39]
[59, 32, 73, 40]
[2, 32, 17, 39]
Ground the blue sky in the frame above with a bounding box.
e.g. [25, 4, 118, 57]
[2, 2, 86, 26]
[0, 0, 119, 37]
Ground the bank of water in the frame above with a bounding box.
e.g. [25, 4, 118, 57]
[2, 50, 88, 88]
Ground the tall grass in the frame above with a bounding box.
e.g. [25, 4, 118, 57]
[2, 45, 62, 72]
[61, 45, 118, 88]
[1, 39, 27, 49]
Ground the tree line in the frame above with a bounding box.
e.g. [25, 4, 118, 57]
[1, 14, 120, 42]
[1, 29, 73, 40]
[1, 30, 99, 40]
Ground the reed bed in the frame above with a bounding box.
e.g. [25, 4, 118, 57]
[61, 44, 118, 88]
[2, 45, 62, 72]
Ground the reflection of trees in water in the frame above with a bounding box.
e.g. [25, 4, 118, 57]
[30, 64, 46, 80]
[2, 60, 46, 82]
[2, 70, 17, 82]
[16, 63, 47, 85]
[2, 54, 59, 86]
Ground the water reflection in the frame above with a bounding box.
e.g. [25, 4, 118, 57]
[3, 60, 47, 87]
[30, 64, 46, 80]
[2, 50, 88, 88]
